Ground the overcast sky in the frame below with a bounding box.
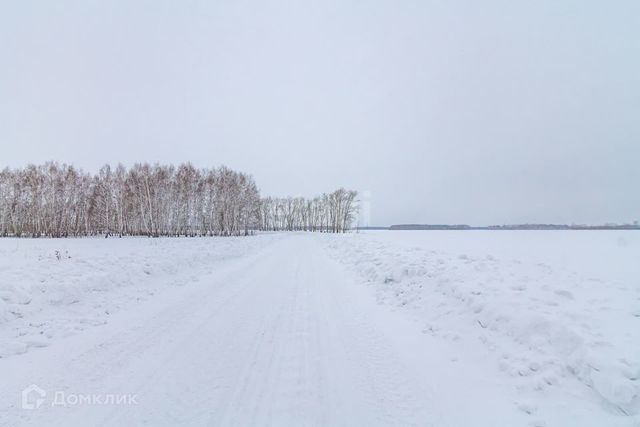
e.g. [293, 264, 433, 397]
[1, 0, 638, 226]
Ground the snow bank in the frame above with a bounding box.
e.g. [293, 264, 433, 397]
[0, 235, 281, 358]
[321, 231, 640, 418]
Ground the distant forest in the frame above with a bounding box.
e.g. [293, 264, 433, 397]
[386, 224, 640, 231]
[0, 162, 358, 237]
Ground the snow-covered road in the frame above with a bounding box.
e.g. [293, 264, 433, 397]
[1, 234, 528, 427]
[2, 233, 638, 427]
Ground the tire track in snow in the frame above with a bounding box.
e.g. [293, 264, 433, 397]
[1, 234, 529, 426]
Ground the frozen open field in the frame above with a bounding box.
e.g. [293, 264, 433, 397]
[324, 231, 640, 424]
[0, 231, 638, 426]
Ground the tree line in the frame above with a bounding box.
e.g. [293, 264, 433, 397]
[259, 189, 357, 233]
[0, 162, 358, 237]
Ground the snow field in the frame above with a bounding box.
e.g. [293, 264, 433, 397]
[1, 231, 638, 426]
[0, 234, 283, 358]
[322, 231, 640, 421]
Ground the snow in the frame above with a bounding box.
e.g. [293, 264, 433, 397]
[0, 235, 283, 358]
[0, 231, 638, 426]
[322, 230, 640, 424]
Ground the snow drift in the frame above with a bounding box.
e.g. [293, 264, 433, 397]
[322, 231, 640, 417]
[0, 235, 282, 358]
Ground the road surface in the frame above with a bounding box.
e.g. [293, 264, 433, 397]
[0, 235, 524, 426]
